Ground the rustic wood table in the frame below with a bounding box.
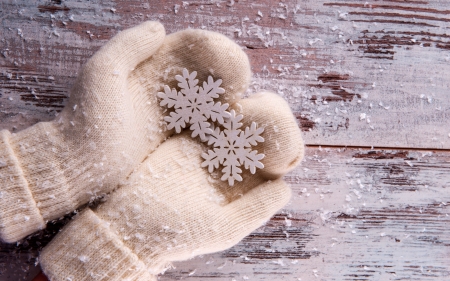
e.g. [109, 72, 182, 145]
[1, 0, 449, 280]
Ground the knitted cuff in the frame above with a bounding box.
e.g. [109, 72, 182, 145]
[0, 130, 45, 243]
[40, 209, 159, 281]
[8, 122, 79, 219]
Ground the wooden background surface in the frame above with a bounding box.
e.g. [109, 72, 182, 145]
[1, 0, 449, 280]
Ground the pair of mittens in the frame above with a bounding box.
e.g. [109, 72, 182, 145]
[1, 21, 304, 280]
[40, 92, 304, 281]
[0, 21, 249, 242]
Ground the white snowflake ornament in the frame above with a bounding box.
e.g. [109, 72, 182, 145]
[158, 69, 266, 186]
[201, 110, 265, 186]
[157, 69, 231, 140]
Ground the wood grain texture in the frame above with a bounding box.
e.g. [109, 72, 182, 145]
[0, 0, 449, 280]
[158, 147, 450, 281]
[2, 0, 450, 148]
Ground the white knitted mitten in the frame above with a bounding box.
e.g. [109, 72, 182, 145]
[0, 22, 251, 242]
[39, 92, 304, 281]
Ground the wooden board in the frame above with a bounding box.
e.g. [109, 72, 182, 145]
[2, 0, 450, 148]
[160, 147, 450, 281]
[0, 0, 449, 280]
[1, 147, 449, 280]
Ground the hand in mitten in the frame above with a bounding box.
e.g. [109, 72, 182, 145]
[0, 22, 250, 242]
[40, 93, 303, 281]
[39, 92, 304, 281]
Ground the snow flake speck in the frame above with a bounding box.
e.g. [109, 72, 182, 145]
[78, 255, 90, 263]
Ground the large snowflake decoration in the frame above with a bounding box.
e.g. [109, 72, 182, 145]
[201, 110, 265, 186]
[157, 68, 231, 140]
[158, 69, 266, 186]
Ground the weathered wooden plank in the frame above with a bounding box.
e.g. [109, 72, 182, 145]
[2, 0, 450, 148]
[0, 0, 118, 132]
[1, 147, 449, 280]
[177, 0, 450, 149]
[158, 147, 450, 281]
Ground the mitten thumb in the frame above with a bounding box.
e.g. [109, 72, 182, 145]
[84, 21, 166, 81]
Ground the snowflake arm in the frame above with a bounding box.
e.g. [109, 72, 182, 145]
[189, 119, 212, 140]
[157, 85, 181, 109]
[221, 158, 243, 186]
[199, 76, 225, 99]
[223, 110, 243, 131]
[176, 69, 199, 95]
[201, 148, 225, 173]
[240, 149, 265, 174]
[164, 110, 189, 133]
[242, 122, 265, 147]
[197, 76, 229, 127]
[205, 126, 223, 147]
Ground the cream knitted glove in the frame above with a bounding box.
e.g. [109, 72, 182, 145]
[0, 22, 250, 242]
[39, 92, 304, 281]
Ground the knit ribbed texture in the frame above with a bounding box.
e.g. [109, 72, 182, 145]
[41, 209, 157, 281]
[40, 92, 304, 281]
[0, 21, 251, 242]
[0, 130, 45, 242]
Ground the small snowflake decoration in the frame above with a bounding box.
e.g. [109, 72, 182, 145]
[157, 68, 230, 140]
[201, 110, 265, 186]
[158, 68, 265, 186]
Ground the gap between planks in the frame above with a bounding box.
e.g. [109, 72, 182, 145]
[306, 144, 450, 152]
